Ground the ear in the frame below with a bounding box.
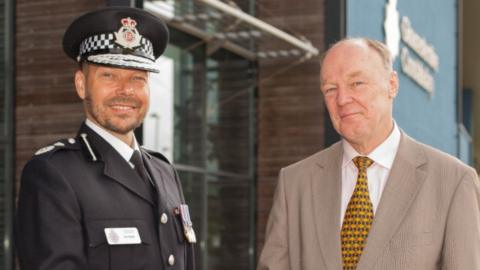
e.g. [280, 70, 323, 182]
[388, 71, 399, 99]
[74, 69, 86, 100]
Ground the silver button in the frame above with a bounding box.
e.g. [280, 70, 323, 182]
[68, 138, 76, 144]
[160, 213, 168, 224]
[168, 254, 175, 266]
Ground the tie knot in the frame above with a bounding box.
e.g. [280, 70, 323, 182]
[130, 150, 143, 168]
[352, 156, 374, 171]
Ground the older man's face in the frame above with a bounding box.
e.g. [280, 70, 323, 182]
[75, 64, 150, 136]
[320, 41, 398, 153]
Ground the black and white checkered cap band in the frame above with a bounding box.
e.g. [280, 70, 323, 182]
[78, 33, 155, 60]
[87, 53, 159, 73]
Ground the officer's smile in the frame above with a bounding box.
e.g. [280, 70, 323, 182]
[109, 102, 139, 111]
[111, 105, 136, 111]
[107, 98, 142, 116]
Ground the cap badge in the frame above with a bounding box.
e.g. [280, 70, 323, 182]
[114, 17, 142, 49]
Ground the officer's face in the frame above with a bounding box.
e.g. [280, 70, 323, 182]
[74, 64, 150, 136]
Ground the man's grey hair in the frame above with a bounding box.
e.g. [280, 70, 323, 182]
[320, 37, 394, 72]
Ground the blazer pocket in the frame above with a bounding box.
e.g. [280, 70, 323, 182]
[85, 219, 153, 270]
[390, 232, 433, 249]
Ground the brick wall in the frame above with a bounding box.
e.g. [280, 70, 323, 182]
[15, 0, 105, 188]
[256, 0, 327, 256]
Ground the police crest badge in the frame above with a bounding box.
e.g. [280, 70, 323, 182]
[114, 17, 142, 49]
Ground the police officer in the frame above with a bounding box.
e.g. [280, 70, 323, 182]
[15, 7, 195, 270]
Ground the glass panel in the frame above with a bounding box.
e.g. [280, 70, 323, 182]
[0, 0, 4, 135]
[207, 175, 251, 270]
[205, 57, 254, 175]
[177, 170, 206, 269]
[171, 30, 207, 167]
[0, 146, 6, 266]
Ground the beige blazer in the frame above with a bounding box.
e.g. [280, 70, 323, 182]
[258, 133, 480, 270]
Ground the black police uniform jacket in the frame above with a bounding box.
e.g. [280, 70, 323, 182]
[16, 123, 195, 270]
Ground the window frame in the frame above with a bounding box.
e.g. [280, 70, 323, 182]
[3, 0, 15, 268]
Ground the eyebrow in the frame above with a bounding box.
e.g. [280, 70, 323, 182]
[320, 80, 334, 88]
[346, 71, 364, 79]
[321, 70, 364, 86]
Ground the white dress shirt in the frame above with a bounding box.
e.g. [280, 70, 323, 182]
[85, 119, 140, 168]
[340, 122, 401, 225]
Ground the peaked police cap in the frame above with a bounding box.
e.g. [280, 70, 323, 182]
[63, 7, 169, 73]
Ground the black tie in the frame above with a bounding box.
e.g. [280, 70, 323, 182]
[130, 150, 150, 185]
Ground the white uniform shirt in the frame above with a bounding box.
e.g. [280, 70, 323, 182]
[340, 122, 401, 225]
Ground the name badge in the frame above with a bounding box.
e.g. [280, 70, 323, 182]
[104, 227, 141, 245]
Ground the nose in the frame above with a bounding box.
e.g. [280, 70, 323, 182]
[116, 80, 135, 96]
[336, 86, 352, 106]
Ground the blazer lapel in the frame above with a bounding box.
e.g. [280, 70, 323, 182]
[311, 142, 343, 270]
[77, 124, 155, 206]
[357, 133, 427, 270]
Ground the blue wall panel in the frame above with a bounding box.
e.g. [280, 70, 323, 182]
[347, 0, 458, 156]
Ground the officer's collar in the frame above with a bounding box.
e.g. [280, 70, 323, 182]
[84, 119, 139, 162]
[77, 122, 114, 162]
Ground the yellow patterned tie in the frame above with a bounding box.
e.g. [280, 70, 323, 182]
[341, 156, 374, 270]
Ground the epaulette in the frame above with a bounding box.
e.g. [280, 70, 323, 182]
[33, 137, 80, 157]
[142, 147, 171, 164]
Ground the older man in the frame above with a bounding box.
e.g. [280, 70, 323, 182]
[15, 7, 195, 270]
[257, 38, 480, 270]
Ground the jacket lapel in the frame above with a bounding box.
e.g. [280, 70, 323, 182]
[77, 124, 155, 206]
[142, 149, 184, 208]
[357, 133, 427, 270]
[311, 142, 343, 270]
[142, 149, 171, 208]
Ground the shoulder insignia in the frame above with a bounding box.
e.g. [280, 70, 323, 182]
[35, 145, 55, 156]
[34, 138, 79, 157]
